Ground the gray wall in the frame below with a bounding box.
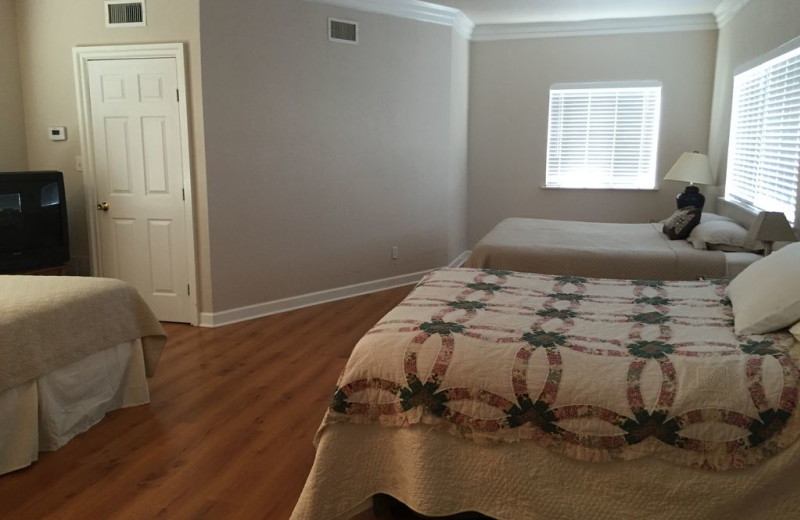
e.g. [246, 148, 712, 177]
[201, 0, 468, 311]
[708, 0, 800, 227]
[0, 0, 27, 170]
[467, 30, 718, 244]
[15, 0, 792, 316]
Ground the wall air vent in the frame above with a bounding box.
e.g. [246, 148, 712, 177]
[105, 1, 146, 28]
[329, 18, 358, 44]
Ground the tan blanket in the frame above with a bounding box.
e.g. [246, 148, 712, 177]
[0, 275, 166, 393]
[464, 218, 727, 280]
[323, 268, 800, 470]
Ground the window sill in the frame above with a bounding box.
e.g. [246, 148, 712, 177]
[716, 197, 759, 217]
[540, 186, 659, 192]
[718, 198, 799, 228]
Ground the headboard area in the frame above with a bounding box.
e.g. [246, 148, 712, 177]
[716, 197, 799, 242]
[715, 198, 758, 229]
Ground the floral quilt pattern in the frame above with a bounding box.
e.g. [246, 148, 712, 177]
[323, 268, 800, 469]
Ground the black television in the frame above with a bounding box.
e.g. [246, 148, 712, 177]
[0, 171, 70, 273]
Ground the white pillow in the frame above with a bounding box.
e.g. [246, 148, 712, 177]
[700, 212, 734, 223]
[687, 220, 762, 251]
[727, 242, 800, 335]
[791, 321, 800, 342]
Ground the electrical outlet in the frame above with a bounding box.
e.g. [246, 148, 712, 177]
[391, 246, 399, 260]
[75, 156, 83, 172]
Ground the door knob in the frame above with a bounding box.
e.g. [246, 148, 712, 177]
[97, 202, 110, 211]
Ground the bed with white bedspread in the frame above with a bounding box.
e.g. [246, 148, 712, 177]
[0, 275, 166, 474]
[464, 218, 761, 280]
[291, 266, 800, 520]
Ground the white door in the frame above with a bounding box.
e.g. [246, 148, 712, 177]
[87, 57, 193, 323]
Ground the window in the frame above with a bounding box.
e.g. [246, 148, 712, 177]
[545, 82, 662, 189]
[726, 41, 800, 225]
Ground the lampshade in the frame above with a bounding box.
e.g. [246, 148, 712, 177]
[663, 152, 715, 185]
[746, 211, 797, 243]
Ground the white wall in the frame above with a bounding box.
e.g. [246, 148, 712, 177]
[14, 0, 212, 310]
[200, 0, 469, 312]
[0, 0, 27, 170]
[448, 30, 470, 261]
[467, 30, 718, 244]
[708, 0, 800, 227]
[13, 0, 780, 319]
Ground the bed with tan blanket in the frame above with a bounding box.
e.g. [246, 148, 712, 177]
[464, 218, 760, 280]
[291, 267, 800, 520]
[0, 275, 166, 474]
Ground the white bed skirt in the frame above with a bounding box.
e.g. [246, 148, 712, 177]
[292, 423, 800, 520]
[0, 340, 150, 475]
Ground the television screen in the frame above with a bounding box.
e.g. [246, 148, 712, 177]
[0, 171, 70, 272]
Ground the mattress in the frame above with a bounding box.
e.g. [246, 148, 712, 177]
[291, 267, 800, 519]
[724, 251, 764, 277]
[463, 218, 757, 280]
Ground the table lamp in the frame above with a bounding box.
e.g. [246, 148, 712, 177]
[745, 211, 797, 255]
[663, 152, 715, 209]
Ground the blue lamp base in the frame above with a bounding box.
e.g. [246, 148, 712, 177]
[676, 185, 705, 209]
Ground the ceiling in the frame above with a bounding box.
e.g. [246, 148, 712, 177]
[426, 0, 727, 25]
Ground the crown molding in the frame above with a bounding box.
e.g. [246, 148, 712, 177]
[714, 0, 752, 27]
[471, 14, 718, 41]
[450, 9, 475, 39]
[305, 1, 723, 42]
[304, 0, 474, 39]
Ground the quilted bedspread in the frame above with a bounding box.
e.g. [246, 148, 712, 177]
[322, 268, 800, 470]
[0, 275, 166, 393]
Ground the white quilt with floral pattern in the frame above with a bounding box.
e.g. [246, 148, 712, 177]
[322, 268, 800, 470]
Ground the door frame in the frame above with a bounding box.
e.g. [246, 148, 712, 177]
[73, 43, 199, 325]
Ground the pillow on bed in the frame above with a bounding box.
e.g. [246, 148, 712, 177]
[687, 220, 763, 252]
[791, 321, 800, 342]
[700, 212, 734, 223]
[662, 207, 701, 240]
[727, 242, 800, 335]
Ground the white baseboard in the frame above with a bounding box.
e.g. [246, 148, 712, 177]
[449, 249, 471, 268]
[199, 251, 471, 328]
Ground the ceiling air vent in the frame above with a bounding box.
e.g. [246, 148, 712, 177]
[105, 1, 146, 28]
[329, 18, 358, 44]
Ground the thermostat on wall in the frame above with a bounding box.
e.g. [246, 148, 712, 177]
[48, 127, 67, 141]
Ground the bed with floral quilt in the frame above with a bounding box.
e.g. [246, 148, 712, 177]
[291, 267, 800, 520]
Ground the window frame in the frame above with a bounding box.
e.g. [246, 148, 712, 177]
[544, 80, 663, 191]
[725, 35, 800, 227]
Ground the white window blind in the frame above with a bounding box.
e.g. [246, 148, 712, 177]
[726, 44, 800, 225]
[545, 82, 662, 189]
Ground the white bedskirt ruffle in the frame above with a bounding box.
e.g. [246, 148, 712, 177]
[0, 340, 149, 475]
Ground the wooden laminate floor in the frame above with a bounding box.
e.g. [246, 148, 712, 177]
[0, 285, 428, 520]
